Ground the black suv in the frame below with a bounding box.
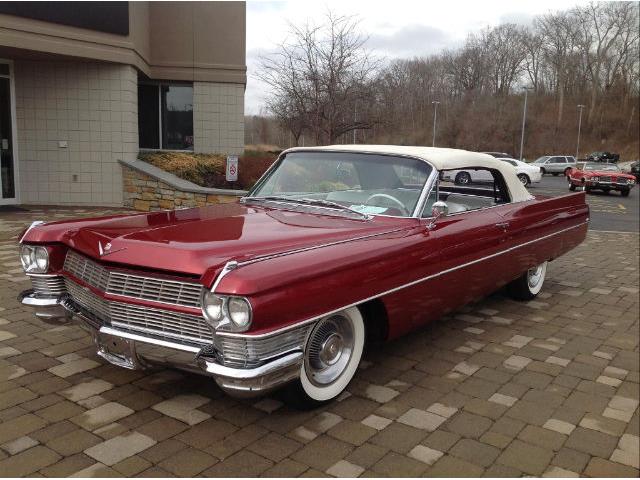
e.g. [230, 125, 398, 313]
[587, 151, 620, 163]
[631, 161, 639, 183]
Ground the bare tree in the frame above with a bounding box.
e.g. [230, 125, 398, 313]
[257, 12, 378, 144]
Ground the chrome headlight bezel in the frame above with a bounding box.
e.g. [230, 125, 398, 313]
[20, 245, 50, 274]
[201, 291, 252, 332]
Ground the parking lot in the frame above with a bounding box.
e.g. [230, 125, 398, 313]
[0, 201, 638, 477]
[530, 174, 639, 233]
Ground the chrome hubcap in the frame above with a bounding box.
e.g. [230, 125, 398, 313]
[305, 315, 354, 386]
[527, 265, 544, 289]
[519, 176, 527, 185]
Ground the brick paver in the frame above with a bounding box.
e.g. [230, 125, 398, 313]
[0, 206, 638, 477]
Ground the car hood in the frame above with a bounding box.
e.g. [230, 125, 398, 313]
[584, 170, 634, 177]
[26, 203, 411, 284]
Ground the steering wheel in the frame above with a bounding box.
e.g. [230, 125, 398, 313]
[365, 193, 410, 216]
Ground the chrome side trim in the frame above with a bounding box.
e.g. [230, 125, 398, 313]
[19, 220, 45, 243]
[218, 221, 588, 340]
[211, 260, 239, 292]
[235, 227, 411, 269]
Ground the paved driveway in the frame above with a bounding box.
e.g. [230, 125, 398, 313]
[528, 175, 639, 233]
[0, 206, 638, 477]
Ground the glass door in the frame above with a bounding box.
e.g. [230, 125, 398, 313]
[0, 61, 17, 204]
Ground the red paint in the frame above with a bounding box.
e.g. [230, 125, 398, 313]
[21, 192, 588, 339]
[568, 166, 635, 185]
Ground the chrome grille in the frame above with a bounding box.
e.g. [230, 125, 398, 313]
[64, 278, 213, 345]
[30, 276, 67, 296]
[64, 250, 109, 291]
[214, 324, 312, 368]
[64, 250, 203, 308]
[617, 178, 628, 184]
[600, 176, 612, 182]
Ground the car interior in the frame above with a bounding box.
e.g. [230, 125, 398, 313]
[422, 169, 511, 217]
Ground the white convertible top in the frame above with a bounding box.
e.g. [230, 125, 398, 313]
[284, 145, 535, 203]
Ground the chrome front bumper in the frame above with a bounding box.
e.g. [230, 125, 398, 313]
[18, 290, 303, 397]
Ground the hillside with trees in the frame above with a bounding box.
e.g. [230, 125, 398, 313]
[248, 1, 639, 160]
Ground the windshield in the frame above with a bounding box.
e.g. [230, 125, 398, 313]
[584, 163, 619, 171]
[247, 151, 433, 217]
[534, 157, 549, 163]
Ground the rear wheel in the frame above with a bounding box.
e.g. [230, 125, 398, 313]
[455, 171, 472, 185]
[517, 174, 530, 186]
[540, 168, 546, 174]
[285, 307, 365, 409]
[506, 261, 548, 301]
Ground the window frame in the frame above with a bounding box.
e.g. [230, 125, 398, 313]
[138, 80, 194, 152]
[422, 168, 513, 218]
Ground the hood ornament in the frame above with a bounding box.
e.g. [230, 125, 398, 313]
[98, 241, 125, 257]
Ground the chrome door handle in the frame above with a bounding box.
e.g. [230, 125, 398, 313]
[495, 222, 510, 230]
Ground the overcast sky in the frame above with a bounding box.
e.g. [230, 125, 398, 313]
[245, 0, 589, 114]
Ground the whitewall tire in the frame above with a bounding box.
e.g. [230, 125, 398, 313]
[287, 307, 365, 407]
[507, 261, 548, 300]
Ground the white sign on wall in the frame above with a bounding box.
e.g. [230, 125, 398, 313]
[226, 155, 238, 181]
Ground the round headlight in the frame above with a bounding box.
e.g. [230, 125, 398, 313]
[20, 245, 34, 271]
[34, 247, 49, 272]
[228, 297, 252, 329]
[202, 291, 224, 324]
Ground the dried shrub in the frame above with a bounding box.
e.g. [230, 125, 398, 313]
[138, 151, 277, 190]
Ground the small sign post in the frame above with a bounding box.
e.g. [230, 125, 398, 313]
[226, 155, 238, 182]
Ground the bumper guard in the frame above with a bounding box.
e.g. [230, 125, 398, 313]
[18, 290, 303, 397]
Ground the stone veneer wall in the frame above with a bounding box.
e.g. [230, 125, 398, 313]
[121, 160, 245, 211]
[14, 61, 138, 205]
[193, 82, 244, 155]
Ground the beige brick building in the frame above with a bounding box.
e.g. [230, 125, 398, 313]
[0, 1, 246, 207]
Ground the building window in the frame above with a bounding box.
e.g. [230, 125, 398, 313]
[138, 83, 193, 150]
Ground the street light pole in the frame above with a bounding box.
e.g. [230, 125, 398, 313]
[519, 88, 532, 161]
[432, 101, 440, 147]
[576, 104, 585, 159]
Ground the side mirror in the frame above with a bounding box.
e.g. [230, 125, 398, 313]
[427, 201, 448, 230]
[432, 201, 449, 218]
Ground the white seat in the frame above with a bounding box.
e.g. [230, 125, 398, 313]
[445, 202, 468, 214]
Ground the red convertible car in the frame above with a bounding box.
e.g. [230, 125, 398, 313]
[567, 162, 635, 196]
[19, 146, 589, 406]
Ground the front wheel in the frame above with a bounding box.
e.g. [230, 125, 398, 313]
[285, 307, 365, 409]
[455, 171, 472, 185]
[506, 261, 548, 301]
[517, 174, 530, 186]
[621, 189, 630, 197]
[569, 183, 576, 191]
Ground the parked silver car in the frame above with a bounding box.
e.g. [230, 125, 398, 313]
[533, 156, 577, 176]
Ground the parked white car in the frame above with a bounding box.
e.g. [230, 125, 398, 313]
[533, 155, 577, 175]
[443, 158, 542, 186]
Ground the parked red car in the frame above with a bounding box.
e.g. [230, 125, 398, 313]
[567, 162, 635, 197]
[19, 146, 589, 406]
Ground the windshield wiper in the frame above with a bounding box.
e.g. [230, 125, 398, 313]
[241, 195, 371, 219]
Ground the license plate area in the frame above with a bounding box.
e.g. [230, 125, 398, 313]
[96, 332, 140, 370]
